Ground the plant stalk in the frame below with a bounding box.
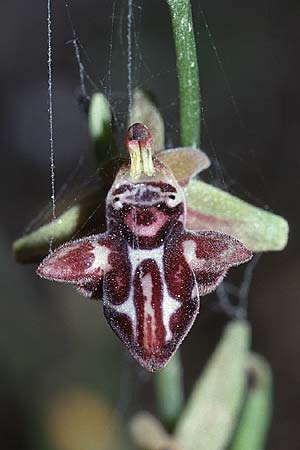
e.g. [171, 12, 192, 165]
[166, 0, 201, 147]
[154, 351, 184, 430]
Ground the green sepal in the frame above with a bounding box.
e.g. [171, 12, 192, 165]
[13, 158, 124, 263]
[128, 88, 165, 153]
[185, 179, 289, 252]
[13, 191, 103, 263]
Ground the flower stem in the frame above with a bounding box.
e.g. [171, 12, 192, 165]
[166, 0, 201, 147]
[154, 351, 184, 430]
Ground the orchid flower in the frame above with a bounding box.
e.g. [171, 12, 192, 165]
[36, 123, 251, 371]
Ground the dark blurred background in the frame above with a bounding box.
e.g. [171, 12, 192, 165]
[1, 0, 299, 449]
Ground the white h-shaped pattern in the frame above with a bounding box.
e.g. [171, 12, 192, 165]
[104, 244, 181, 342]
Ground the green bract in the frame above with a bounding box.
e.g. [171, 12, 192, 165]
[130, 322, 273, 450]
[229, 354, 272, 450]
[175, 321, 250, 450]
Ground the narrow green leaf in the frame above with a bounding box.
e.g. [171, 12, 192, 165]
[128, 88, 165, 152]
[175, 321, 250, 450]
[88, 93, 118, 162]
[229, 354, 272, 450]
[185, 179, 289, 252]
[166, 0, 200, 147]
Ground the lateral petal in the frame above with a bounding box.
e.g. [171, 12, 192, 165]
[158, 147, 210, 186]
[37, 235, 112, 284]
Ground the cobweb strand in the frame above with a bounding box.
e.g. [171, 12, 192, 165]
[216, 254, 261, 320]
[47, 0, 56, 253]
[65, 2, 88, 99]
[127, 0, 133, 113]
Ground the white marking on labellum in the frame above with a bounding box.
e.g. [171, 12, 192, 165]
[183, 239, 206, 270]
[106, 245, 181, 342]
[141, 272, 156, 348]
[112, 184, 181, 208]
[162, 294, 182, 341]
[87, 244, 111, 273]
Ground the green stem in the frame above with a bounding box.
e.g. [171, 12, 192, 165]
[154, 351, 184, 430]
[166, 0, 201, 147]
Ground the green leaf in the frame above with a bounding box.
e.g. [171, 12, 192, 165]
[128, 88, 165, 152]
[175, 321, 250, 450]
[229, 353, 272, 450]
[185, 179, 289, 252]
[88, 93, 118, 163]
